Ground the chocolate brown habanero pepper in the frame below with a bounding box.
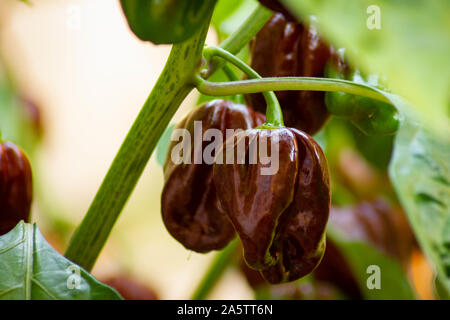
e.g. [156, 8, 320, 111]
[161, 100, 265, 253]
[246, 13, 333, 135]
[213, 127, 330, 283]
[0, 141, 33, 235]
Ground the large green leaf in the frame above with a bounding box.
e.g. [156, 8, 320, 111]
[328, 228, 416, 300]
[389, 118, 450, 297]
[282, 0, 450, 136]
[0, 222, 122, 300]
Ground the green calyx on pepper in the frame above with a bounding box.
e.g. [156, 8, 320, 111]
[325, 49, 399, 136]
[120, 0, 217, 44]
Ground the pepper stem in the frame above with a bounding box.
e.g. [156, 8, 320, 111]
[194, 76, 393, 104]
[201, 46, 284, 127]
[221, 64, 245, 105]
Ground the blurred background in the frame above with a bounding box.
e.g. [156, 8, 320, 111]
[0, 0, 436, 299]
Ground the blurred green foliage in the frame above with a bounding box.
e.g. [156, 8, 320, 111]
[283, 0, 450, 136]
[0, 63, 39, 154]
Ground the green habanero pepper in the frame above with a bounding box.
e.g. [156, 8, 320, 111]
[120, 0, 217, 44]
[324, 49, 399, 136]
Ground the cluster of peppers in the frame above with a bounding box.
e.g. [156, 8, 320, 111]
[156, 3, 401, 284]
[162, 98, 331, 284]
[0, 0, 402, 289]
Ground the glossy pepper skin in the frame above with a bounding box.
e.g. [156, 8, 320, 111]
[214, 127, 330, 283]
[120, 0, 217, 44]
[246, 13, 333, 135]
[315, 199, 415, 299]
[0, 142, 33, 235]
[161, 100, 265, 253]
[325, 50, 399, 136]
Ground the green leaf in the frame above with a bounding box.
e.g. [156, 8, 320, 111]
[328, 228, 416, 300]
[389, 118, 450, 297]
[156, 124, 174, 167]
[282, 0, 450, 136]
[0, 222, 122, 300]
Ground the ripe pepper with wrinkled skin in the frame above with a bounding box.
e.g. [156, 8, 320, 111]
[246, 13, 333, 135]
[0, 141, 33, 235]
[325, 50, 399, 136]
[213, 127, 330, 283]
[120, 0, 217, 44]
[161, 99, 265, 253]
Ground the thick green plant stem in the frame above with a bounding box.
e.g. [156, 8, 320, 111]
[203, 46, 283, 127]
[195, 76, 392, 104]
[64, 18, 213, 271]
[191, 239, 240, 300]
